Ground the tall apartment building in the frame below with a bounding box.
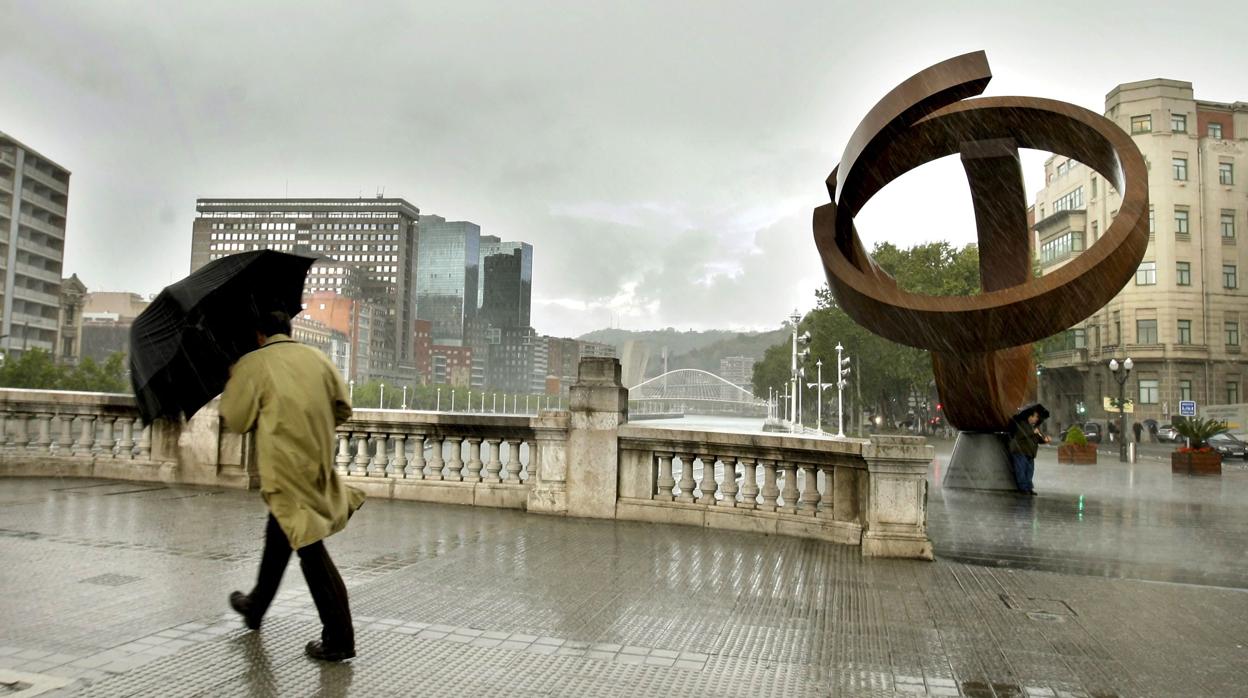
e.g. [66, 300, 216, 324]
[0, 132, 70, 357]
[719, 356, 756, 390]
[1034, 79, 1247, 426]
[415, 214, 480, 345]
[191, 198, 420, 382]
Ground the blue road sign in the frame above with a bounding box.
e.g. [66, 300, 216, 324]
[1179, 400, 1197, 417]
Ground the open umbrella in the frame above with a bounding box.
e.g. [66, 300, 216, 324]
[129, 250, 316, 423]
[1012, 402, 1051, 424]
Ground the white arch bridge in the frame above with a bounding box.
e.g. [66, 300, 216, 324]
[629, 369, 767, 417]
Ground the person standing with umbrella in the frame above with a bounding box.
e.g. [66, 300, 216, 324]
[220, 309, 365, 662]
[1008, 403, 1051, 496]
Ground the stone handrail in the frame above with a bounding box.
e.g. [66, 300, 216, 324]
[0, 357, 936, 559]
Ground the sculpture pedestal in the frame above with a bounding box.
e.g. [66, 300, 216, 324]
[941, 431, 1017, 491]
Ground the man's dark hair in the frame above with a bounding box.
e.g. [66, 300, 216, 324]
[257, 310, 292, 337]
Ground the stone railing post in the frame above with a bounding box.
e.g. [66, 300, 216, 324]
[526, 411, 571, 514]
[860, 435, 934, 560]
[564, 357, 627, 519]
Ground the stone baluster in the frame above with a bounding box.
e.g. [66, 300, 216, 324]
[655, 453, 675, 501]
[98, 416, 117, 458]
[116, 417, 135, 460]
[483, 438, 502, 483]
[11, 412, 30, 452]
[464, 437, 483, 483]
[675, 453, 697, 503]
[0, 412, 8, 451]
[57, 415, 77, 455]
[407, 434, 426, 479]
[738, 457, 758, 509]
[445, 436, 464, 481]
[33, 413, 53, 454]
[717, 455, 739, 507]
[350, 433, 370, 476]
[779, 462, 799, 514]
[368, 433, 388, 477]
[73, 414, 94, 457]
[759, 459, 779, 512]
[697, 453, 719, 505]
[426, 435, 445, 481]
[504, 439, 524, 482]
[138, 422, 152, 460]
[390, 434, 407, 478]
[335, 432, 351, 475]
[799, 463, 821, 514]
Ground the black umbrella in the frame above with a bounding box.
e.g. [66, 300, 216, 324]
[129, 250, 316, 423]
[1012, 402, 1051, 424]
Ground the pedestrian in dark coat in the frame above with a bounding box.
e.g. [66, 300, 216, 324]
[1008, 407, 1050, 495]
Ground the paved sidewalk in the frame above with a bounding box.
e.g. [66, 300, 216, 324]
[2, 471, 1247, 697]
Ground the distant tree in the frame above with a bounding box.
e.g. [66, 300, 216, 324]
[62, 353, 128, 393]
[0, 349, 130, 393]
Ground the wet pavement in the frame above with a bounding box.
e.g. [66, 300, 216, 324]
[2, 458, 1248, 697]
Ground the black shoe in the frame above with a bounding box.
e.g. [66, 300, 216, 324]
[1025, 490, 1038, 496]
[305, 641, 356, 662]
[229, 591, 262, 631]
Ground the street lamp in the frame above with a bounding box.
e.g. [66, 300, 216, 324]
[402, 385, 408, 410]
[807, 359, 836, 434]
[379, 383, 385, 409]
[349, 380, 354, 400]
[436, 387, 442, 411]
[1109, 357, 1133, 463]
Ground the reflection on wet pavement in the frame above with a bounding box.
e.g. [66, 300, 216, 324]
[3, 473, 1248, 696]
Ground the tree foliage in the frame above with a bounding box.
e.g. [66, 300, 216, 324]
[0, 350, 129, 393]
[752, 241, 981, 428]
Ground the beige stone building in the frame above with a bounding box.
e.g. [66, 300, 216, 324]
[0, 132, 70, 357]
[1034, 78, 1247, 429]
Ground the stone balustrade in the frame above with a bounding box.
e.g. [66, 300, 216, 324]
[0, 357, 935, 559]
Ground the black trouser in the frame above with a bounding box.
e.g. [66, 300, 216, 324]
[249, 514, 354, 650]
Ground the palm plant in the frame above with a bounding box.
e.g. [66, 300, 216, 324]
[1063, 425, 1088, 446]
[1173, 417, 1228, 449]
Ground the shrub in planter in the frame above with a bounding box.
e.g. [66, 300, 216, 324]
[1171, 417, 1227, 475]
[1057, 425, 1097, 464]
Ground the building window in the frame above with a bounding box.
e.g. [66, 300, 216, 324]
[1171, 114, 1187, 133]
[1223, 211, 1237, 239]
[1137, 319, 1158, 344]
[1091, 220, 1099, 242]
[1209, 123, 1223, 139]
[1131, 115, 1152, 134]
[1219, 162, 1235, 185]
[1225, 264, 1239, 289]
[1053, 187, 1084, 213]
[1176, 261, 1191, 286]
[1173, 158, 1188, 181]
[1179, 379, 1193, 401]
[1177, 319, 1192, 345]
[1148, 205, 1154, 234]
[1139, 379, 1160, 404]
[1090, 176, 1098, 198]
[1175, 209, 1189, 235]
[1227, 321, 1240, 346]
[1230, 381, 1241, 404]
[1135, 261, 1157, 286]
[1040, 232, 1085, 264]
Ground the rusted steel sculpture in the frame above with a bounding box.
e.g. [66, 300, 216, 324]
[814, 51, 1149, 431]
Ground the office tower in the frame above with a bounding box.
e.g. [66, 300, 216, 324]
[416, 214, 480, 345]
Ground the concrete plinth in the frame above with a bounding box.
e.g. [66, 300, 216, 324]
[942, 431, 1016, 491]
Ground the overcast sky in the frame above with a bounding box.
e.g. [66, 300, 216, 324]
[2, 1, 1244, 338]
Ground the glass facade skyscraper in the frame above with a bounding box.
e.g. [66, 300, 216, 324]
[416, 214, 480, 345]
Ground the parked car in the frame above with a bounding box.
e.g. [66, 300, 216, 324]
[1157, 425, 1180, 443]
[1207, 432, 1248, 460]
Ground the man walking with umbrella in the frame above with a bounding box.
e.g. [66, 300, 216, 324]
[220, 309, 365, 662]
[1009, 403, 1051, 496]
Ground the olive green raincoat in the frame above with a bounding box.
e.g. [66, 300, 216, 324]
[220, 334, 365, 549]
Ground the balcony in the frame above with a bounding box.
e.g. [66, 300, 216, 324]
[16, 261, 62, 285]
[12, 285, 61, 307]
[1038, 347, 1088, 369]
[22, 190, 66, 217]
[21, 165, 68, 193]
[17, 235, 64, 261]
[20, 213, 65, 239]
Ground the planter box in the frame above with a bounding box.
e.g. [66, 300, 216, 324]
[1171, 450, 1222, 476]
[1057, 444, 1098, 464]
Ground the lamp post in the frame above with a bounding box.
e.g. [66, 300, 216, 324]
[836, 344, 851, 438]
[436, 387, 442, 411]
[402, 385, 408, 410]
[1109, 357, 1133, 463]
[379, 383, 385, 409]
[349, 380, 354, 401]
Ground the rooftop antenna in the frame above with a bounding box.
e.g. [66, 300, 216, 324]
[376, 186, 385, 199]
